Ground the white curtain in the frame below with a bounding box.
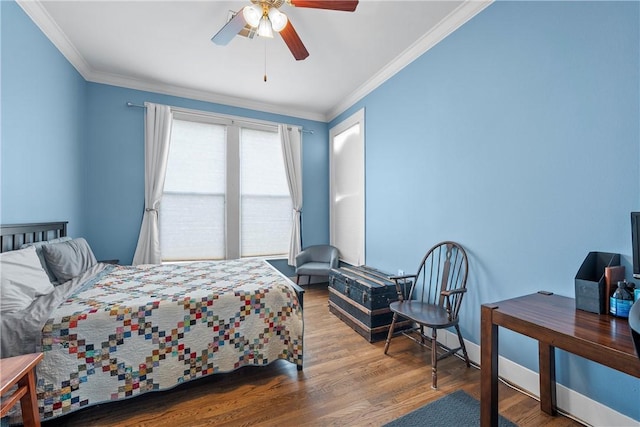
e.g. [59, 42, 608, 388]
[279, 124, 303, 266]
[132, 103, 173, 265]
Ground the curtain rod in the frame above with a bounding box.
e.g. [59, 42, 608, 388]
[126, 101, 314, 134]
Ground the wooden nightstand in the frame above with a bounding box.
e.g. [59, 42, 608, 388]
[1, 353, 43, 427]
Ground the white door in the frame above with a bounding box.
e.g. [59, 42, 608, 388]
[329, 108, 365, 266]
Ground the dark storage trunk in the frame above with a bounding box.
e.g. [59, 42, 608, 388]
[328, 265, 412, 342]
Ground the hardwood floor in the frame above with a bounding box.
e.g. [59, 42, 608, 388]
[43, 284, 584, 427]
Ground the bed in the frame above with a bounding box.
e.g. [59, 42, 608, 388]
[0, 222, 304, 423]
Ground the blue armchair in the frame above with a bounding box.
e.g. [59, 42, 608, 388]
[295, 245, 339, 285]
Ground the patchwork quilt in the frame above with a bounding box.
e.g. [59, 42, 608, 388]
[21, 259, 302, 421]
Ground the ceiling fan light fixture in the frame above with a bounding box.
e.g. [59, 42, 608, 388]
[212, 0, 359, 61]
[257, 16, 274, 38]
[242, 4, 262, 28]
[268, 7, 288, 32]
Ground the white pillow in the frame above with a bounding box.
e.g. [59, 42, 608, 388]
[1, 246, 55, 313]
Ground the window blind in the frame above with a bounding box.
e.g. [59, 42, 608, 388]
[240, 128, 291, 257]
[160, 115, 291, 261]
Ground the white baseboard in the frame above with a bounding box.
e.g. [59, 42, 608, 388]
[438, 330, 637, 426]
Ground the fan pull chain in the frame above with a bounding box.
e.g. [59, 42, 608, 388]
[263, 39, 267, 82]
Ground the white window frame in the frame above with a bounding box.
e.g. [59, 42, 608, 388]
[163, 108, 289, 261]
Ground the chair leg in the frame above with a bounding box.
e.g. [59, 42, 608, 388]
[431, 328, 438, 389]
[384, 313, 398, 354]
[296, 275, 300, 285]
[455, 324, 471, 367]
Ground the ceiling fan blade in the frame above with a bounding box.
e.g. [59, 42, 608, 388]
[280, 21, 309, 61]
[211, 9, 247, 45]
[289, 0, 358, 12]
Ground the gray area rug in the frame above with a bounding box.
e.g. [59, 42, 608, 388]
[383, 390, 517, 427]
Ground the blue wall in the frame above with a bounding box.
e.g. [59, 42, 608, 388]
[1, 1, 87, 235]
[331, 1, 639, 420]
[83, 83, 329, 264]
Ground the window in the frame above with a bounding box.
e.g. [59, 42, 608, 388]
[240, 128, 292, 257]
[160, 111, 291, 261]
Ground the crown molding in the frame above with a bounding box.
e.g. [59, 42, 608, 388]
[17, 0, 93, 80]
[326, 0, 493, 122]
[86, 70, 329, 122]
[17, 0, 492, 124]
[15, 0, 327, 122]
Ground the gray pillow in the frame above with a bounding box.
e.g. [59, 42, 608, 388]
[21, 237, 73, 283]
[41, 238, 97, 283]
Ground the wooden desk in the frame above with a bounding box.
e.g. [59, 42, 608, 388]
[480, 292, 640, 427]
[1, 353, 43, 427]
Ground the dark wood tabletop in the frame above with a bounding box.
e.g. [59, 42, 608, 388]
[486, 292, 639, 377]
[481, 292, 639, 426]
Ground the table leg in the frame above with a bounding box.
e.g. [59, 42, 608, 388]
[18, 368, 40, 427]
[538, 342, 557, 416]
[481, 304, 499, 427]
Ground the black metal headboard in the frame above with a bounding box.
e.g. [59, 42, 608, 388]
[0, 221, 68, 253]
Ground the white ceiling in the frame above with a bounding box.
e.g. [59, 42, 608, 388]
[18, 0, 491, 122]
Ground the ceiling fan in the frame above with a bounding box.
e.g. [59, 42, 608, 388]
[211, 0, 359, 61]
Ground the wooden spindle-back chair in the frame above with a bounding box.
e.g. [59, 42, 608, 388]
[384, 241, 470, 389]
